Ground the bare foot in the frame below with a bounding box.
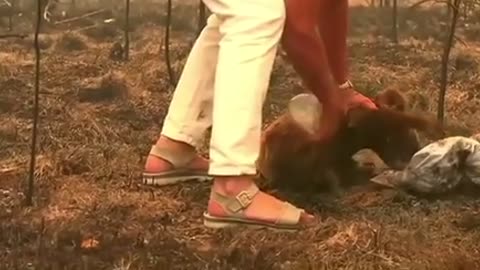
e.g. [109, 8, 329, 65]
[207, 176, 316, 226]
[144, 135, 209, 173]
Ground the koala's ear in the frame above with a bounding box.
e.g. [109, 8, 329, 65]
[346, 106, 372, 128]
[374, 89, 408, 111]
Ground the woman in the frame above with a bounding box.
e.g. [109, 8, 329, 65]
[142, 0, 376, 230]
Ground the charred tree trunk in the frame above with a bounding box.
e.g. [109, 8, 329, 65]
[446, 0, 453, 18]
[124, 0, 130, 60]
[8, 0, 15, 31]
[26, 0, 42, 206]
[391, 0, 398, 43]
[437, 0, 462, 123]
[0, 33, 26, 39]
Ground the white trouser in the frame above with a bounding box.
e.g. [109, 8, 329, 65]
[161, 0, 286, 176]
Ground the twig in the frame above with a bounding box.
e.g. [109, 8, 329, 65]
[454, 34, 468, 47]
[25, 0, 42, 206]
[408, 0, 463, 10]
[408, 0, 434, 9]
[0, 0, 11, 7]
[0, 33, 27, 39]
[165, 0, 176, 87]
[436, 0, 462, 10]
[42, 0, 49, 21]
[67, 21, 110, 34]
[87, 115, 108, 142]
[0, 167, 19, 174]
[124, 0, 130, 60]
[53, 9, 107, 25]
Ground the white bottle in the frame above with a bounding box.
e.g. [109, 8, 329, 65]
[288, 93, 322, 135]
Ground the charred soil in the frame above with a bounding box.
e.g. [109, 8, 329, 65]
[1, 2, 480, 269]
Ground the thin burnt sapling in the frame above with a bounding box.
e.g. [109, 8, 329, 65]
[256, 89, 444, 194]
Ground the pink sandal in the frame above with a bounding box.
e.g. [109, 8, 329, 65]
[203, 184, 315, 230]
[142, 145, 212, 186]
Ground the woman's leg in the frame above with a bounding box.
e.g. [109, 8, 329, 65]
[203, 0, 315, 229]
[143, 15, 222, 186]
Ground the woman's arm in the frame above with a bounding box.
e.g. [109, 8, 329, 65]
[281, 0, 339, 105]
[317, 0, 349, 84]
[281, 0, 343, 141]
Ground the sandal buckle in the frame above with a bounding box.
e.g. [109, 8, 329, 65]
[236, 191, 253, 208]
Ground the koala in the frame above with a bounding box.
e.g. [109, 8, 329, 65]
[257, 89, 444, 195]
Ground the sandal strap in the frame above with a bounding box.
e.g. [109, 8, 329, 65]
[210, 184, 260, 214]
[276, 202, 305, 225]
[149, 145, 196, 168]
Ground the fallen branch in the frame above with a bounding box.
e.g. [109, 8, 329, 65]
[0, 33, 27, 39]
[409, 0, 434, 9]
[0, 0, 11, 7]
[53, 9, 107, 25]
[408, 0, 463, 10]
[0, 167, 19, 174]
[65, 19, 115, 34]
[67, 23, 101, 33]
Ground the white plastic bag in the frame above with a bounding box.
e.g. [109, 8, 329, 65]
[372, 136, 480, 194]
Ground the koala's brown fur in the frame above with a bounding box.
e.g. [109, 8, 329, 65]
[374, 88, 408, 111]
[257, 89, 444, 195]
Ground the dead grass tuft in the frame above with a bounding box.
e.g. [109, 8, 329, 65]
[109, 41, 125, 61]
[55, 32, 88, 51]
[82, 24, 119, 42]
[54, 148, 96, 176]
[0, 119, 18, 142]
[17, 34, 54, 50]
[77, 71, 129, 103]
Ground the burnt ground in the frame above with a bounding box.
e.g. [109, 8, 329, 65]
[1, 2, 480, 269]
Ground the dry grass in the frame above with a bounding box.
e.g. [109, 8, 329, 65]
[1, 3, 480, 270]
[77, 71, 130, 103]
[81, 24, 120, 41]
[55, 32, 89, 51]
